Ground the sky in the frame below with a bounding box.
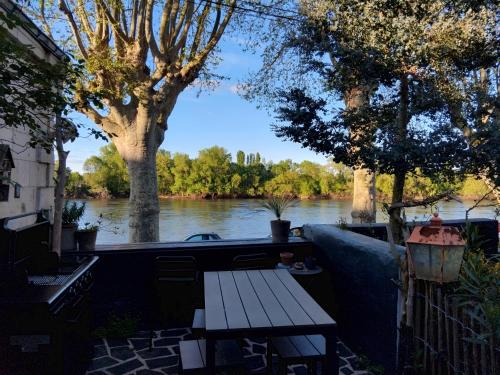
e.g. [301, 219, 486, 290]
[65, 33, 329, 173]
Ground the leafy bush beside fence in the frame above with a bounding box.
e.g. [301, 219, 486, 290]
[411, 252, 499, 374]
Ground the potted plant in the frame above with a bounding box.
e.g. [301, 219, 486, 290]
[262, 196, 295, 243]
[61, 201, 86, 251]
[76, 215, 102, 251]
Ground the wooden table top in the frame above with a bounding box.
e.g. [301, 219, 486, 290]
[203, 269, 336, 333]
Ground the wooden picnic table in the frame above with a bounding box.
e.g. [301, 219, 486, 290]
[203, 269, 339, 374]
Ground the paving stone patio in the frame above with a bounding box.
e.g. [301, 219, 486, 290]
[86, 328, 372, 375]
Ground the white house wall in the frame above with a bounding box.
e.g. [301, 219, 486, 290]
[0, 2, 61, 219]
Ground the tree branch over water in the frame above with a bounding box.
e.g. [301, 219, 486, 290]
[386, 190, 461, 215]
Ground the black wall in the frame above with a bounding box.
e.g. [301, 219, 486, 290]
[346, 218, 498, 255]
[67, 239, 314, 329]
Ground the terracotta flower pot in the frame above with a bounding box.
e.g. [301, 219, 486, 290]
[61, 223, 78, 252]
[76, 230, 98, 251]
[280, 252, 294, 266]
[271, 219, 290, 243]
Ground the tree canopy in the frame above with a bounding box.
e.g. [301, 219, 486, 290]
[67, 144, 489, 201]
[245, 0, 499, 241]
[24, 0, 240, 242]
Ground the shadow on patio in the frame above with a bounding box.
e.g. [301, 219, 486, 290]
[87, 328, 368, 374]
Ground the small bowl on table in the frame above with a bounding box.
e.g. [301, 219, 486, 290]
[293, 262, 305, 270]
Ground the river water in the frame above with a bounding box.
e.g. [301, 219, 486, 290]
[74, 199, 498, 244]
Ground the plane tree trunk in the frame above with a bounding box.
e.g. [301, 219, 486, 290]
[345, 86, 377, 223]
[112, 104, 165, 242]
[352, 169, 376, 223]
[124, 146, 160, 243]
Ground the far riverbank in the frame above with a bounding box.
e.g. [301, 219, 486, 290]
[67, 192, 495, 202]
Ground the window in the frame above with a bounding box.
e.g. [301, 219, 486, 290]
[0, 145, 15, 202]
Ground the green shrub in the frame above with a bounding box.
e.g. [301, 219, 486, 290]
[455, 251, 500, 343]
[93, 313, 139, 339]
[62, 201, 86, 225]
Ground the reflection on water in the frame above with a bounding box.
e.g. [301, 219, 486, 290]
[76, 198, 498, 244]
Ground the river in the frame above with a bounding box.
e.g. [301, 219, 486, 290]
[73, 198, 498, 244]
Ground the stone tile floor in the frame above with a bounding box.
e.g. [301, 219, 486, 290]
[86, 328, 372, 375]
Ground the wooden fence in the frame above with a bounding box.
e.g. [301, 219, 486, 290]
[411, 280, 499, 374]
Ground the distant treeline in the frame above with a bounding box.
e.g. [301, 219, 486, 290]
[64, 144, 490, 200]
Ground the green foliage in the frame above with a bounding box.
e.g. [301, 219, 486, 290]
[375, 172, 465, 200]
[356, 354, 385, 375]
[188, 146, 232, 197]
[80, 144, 490, 200]
[462, 222, 488, 253]
[246, 0, 499, 232]
[454, 252, 500, 343]
[265, 160, 301, 196]
[336, 217, 349, 230]
[170, 153, 192, 196]
[62, 168, 91, 198]
[157, 150, 174, 195]
[236, 150, 245, 166]
[78, 213, 103, 232]
[83, 144, 129, 197]
[261, 196, 296, 220]
[92, 313, 139, 339]
[62, 201, 86, 224]
[460, 177, 491, 198]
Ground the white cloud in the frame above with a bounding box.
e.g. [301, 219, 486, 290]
[228, 83, 248, 95]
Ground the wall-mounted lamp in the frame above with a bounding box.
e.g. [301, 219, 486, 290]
[14, 183, 21, 198]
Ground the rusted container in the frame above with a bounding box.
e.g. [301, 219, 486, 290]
[406, 213, 465, 283]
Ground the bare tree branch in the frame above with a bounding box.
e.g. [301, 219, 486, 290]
[159, 0, 174, 50]
[145, 0, 161, 60]
[465, 187, 498, 220]
[169, 0, 193, 51]
[171, 0, 195, 60]
[130, 0, 139, 39]
[76, 0, 95, 42]
[120, 3, 128, 37]
[169, 0, 181, 38]
[188, 0, 212, 60]
[179, 0, 236, 80]
[58, 0, 89, 58]
[96, 0, 129, 43]
[39, 0, 53, 38]
[387, 190, 460, 214]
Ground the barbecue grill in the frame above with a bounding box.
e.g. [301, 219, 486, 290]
[0, 211, 99, 375]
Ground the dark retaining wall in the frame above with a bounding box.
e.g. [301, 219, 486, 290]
[346, 218, 499, 255]
[304, 224, 405, 374]
[64, 238, 314, 329]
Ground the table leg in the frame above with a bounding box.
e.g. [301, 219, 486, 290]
[324, 329, 339, 374]
[205, 336, 216, 375]
[266, 337, 273, 374]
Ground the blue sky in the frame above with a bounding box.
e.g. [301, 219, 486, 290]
[66, 35, 329, 172]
